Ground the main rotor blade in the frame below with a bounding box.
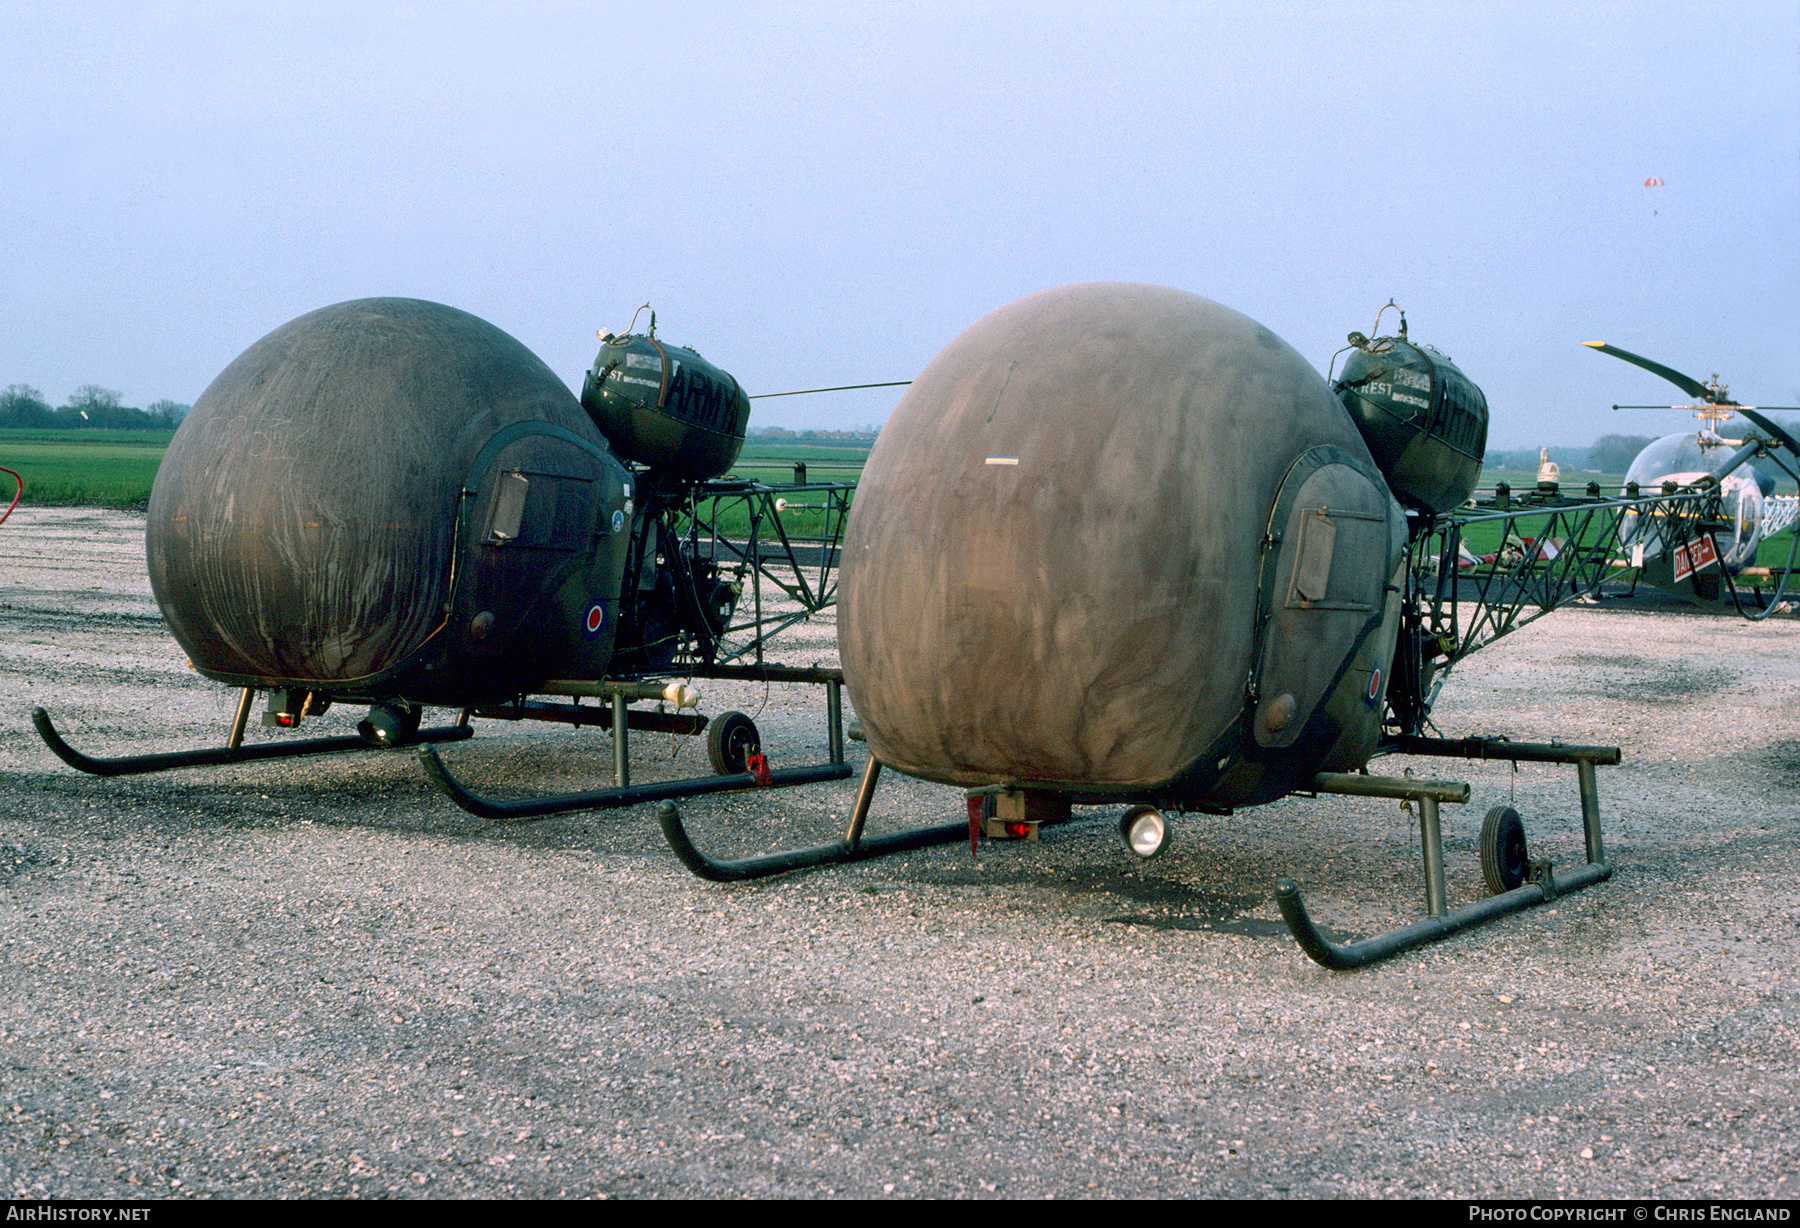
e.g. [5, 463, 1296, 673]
[1582, 341, 1717, 401]
[749, 380, 912, 399]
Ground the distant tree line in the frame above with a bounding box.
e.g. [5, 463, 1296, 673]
[748, 425, 879, 444]
[1, 384, 188, 430]
[1485, 434, 1656, 473]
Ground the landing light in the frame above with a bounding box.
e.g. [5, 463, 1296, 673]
[358, 702, 421, 747]
[1119, 805, 1171, 859]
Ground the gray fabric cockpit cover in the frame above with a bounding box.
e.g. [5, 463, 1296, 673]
[840, 282, 1385, 791]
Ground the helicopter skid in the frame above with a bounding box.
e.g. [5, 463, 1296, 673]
[1277, 859, 1612, 971]
[1279, 738, 1618, 969]
[420, 670, 857, 821]
[419, 744, 852, 822]
[31, 703, 473, 777]
[656, 758, 969, 881]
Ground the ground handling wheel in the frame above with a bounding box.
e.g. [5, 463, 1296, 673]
[707, 711, 761, 776]
[1480, 804, 1529, 894]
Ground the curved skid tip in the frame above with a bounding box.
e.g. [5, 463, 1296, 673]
[1276, 864, 1612, 971]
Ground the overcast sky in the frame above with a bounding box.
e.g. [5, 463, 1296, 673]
[2, 1, 1794, 446]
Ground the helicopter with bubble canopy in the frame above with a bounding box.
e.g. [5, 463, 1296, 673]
[1577, 342, 1800, 614]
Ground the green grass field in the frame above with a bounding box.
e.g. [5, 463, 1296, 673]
[7, 432, 1793, 569]
[0, 429, 175, 507]
[726, 442, 867, 484]
[0, 432, 865, 510]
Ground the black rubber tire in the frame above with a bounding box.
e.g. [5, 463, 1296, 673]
[1479, 805, 1529, 895]
[706, 711, 761, 775]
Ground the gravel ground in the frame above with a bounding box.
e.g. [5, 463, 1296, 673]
[0, 506, 1795, 1200]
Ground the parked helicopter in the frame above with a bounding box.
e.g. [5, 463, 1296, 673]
[654, 282, 1800, 969]
[33, 288, 1798, 970]
[32, 297, 860, 810]
[1583, 342, 1800, 609]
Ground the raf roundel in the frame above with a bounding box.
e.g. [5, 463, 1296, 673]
[583, 601, 607, 640]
